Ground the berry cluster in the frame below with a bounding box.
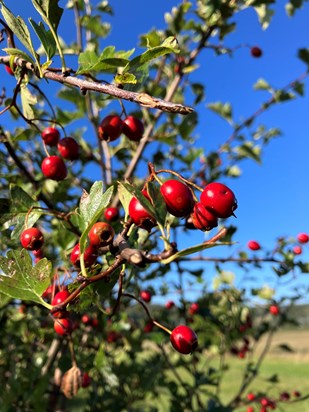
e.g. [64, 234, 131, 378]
[41, 127, 80, 181]
[246, 389, 301, 412]
[128, 179, 237, 233]
[98, 114, 144, 142]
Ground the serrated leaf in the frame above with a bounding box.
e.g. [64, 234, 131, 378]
[3, 48, 36, 66]
[29, 19, 56, 60]
[0, 249, 52, 308]
[161, 240, 231, 264]
[207, 102, 233, 123]
[79, 184, 114, 253]
[31, 0, 63, 31]
[0, 4, 38, 60]
[123, 36, 179, 74]
[20, 84, 37, 120]
[118, 182, 162, 225]
[0, 185, 42, 240]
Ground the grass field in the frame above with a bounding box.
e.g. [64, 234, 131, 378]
[217, 329, 309, 411]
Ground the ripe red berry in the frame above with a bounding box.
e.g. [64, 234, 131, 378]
[246, 407, 254, 412]
[104, 207, 120, 222]
[107, 330, 120, 343]
[247, 393, 255, 402]
[165, 300, 175, 309]
[293, 245, 302, 255]
[191, 202, 218, 231]
[41, 156, 67, 181]
[144, 321, 154, 333]
[293, 390, 301, 398]
[128, 190, 157, 232]
[32, 248, 44, 258]
[160, 179, 195, 218]
[52, 290, 70, 307]
[170, 325, 198, 355]
[247, 240, 261, 251]
[280, 392, 290, 401]
[41, 127, 60, 146]
[251, 46, 263, 58]
[122, 115, 144, 142]
[42, 283, 58, 300]
[81, 372, 92, 388]
[188, 302, 199, 315]
[91, 318, 99, 328]
[20, 227, 44, 251]
[5, 64, 15, 76]
[88, 222, 114, 247]
[260, 397, 270, 407]
[297, 232, 309, 243]
[140, 290, 151, 303]
[269, 304, 280, 316]
[81, 314, 92, 325]
[57, 137, 79, 160]
[70, 243, 98, 268]
[200, 182, 237, 218]
[98, 115, 123, 141]
[54, 318, 72, 336]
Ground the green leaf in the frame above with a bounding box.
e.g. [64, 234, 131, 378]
[118, 182, 162, 225]
[298, 48, 309, 70]
[254, 78, 272, 91]
[31, 0, 63, 31]
[0, 185, 42, 240]
[0, 3, 38, 60]
[207, 102, 233, 123]
[123, 36, 179, 75]
[20, 84, 37, 120]
[29, 19, 56, 60]
[0, 249, 52, 308]
[118, 182, 133, 219]
[3, 48, 36, 66]
[114, 73, 137, 85]
[254, 4, 275, 29]
[235, 142, 261, 164]
[0, 292, 11, 308]
[79, 184, 114, 253]
[161, 240, 231, 264]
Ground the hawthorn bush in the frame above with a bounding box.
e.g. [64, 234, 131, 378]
[0, 1, 308, 411]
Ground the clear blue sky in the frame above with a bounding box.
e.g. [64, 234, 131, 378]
[4, 1, 309, 303]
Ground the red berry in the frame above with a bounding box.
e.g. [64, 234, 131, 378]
[165, 300, 175, 309]
[246, 407, 254, 412]
[280, 391, 290, 401]
[32, 248, 44, 258]
[41, 127, 60, 146]
[5, 64, 15, 76]
[41, 156, 67, 181]
[170, 325, 198, 355]
[200, 182, 237, 218]
[293, 391, 301, 398]
[54, 318, 72, 336]
[293, 245, 302, 255]
[140, 290, 151, 303]
[52, 290, 70, 307]
[91, 318, 99, 328]
[128, 190, 157, 232]
[188, 303, 199, 315]
[88, 222, 114, 247]
[20, 227, 44, 251]
[81, 372, 91, 388]
[70, 243, 97, 268]
[57, 137, 79, 160]
[81, 314, 92, 325]
[144, 321, 154, 333]
[269, 304, 280, 316]
[260, 397, 270, 407]
[247, 240, 261, 251]
[42, 284, 58, 300]
[251, 46, 262, 58]
[247, 393, 255, 402]
[191, 202, 218, 231]
[98, 115, 123, 141]
[122, 115, 144, 142]
[160, 179, 195, 218]
[107, 331, 120, 343]
[297, 232, 309, 243]
[104, 207, 120, 222]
